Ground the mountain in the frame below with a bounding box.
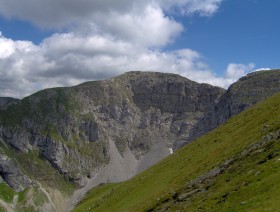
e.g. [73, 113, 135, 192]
[0, 70, 280, 211]
[73, 88, 280, 211]
[0, 97, 19, 110]
[189, 70, 280, 142]
[0, 71, 224, 211]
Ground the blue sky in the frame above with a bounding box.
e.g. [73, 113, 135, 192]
[168, 0, 280, 74]
[0, 0, 278, 97]
[0, 19, 54, 44]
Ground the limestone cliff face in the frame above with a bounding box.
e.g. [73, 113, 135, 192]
[0, 70, 280, 205]
[0, 72, 224, 192]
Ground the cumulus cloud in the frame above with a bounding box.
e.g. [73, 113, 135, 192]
[202, 63, 255, 87]
[0, 32, 214, 97]
[88, 5, 183, 48]
[0, 0, 135, 28]
[0, 0, 223, 29]
[0, 0, 247, 98]
[0, 33, 205, 96]
[160, 0, 223, 16]
[226, 63, 255, 79]
[0, 30, 255, 98]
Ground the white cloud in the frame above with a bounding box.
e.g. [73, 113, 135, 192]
[0, 0, 223, 29]
[225, 63, 255, 79]
[90, 5, 183, 47]
[0, 0, 248, 98]
[204, 63, 255, 87]
[0, 36, 16, 59]
[0, 0, 136, 28]
[0, 30, 256, 98]
[184, 0, 223, 15]
[226, 63, 255, 79]
[160, 0, 223, 16]
[0, 29, 254, 97]
[252, 68, 271, 72]
[0, 31, 221, 98]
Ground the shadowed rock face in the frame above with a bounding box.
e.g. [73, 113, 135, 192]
[0, 97, 19, 110]
[0, 145, 33, 192]
[0, 70, 280, 196]
[189, 70, 280, 142]
[130, 72, 221, 113]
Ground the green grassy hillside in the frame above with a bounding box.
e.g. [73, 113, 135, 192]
[73, 92, 280, 211]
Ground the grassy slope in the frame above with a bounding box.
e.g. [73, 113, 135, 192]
[0, 181, 15, 203]
[74, 92, 280, 212]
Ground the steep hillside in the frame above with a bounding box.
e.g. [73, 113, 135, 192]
[74, 91, 280, 211]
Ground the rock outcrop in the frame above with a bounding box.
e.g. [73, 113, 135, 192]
[0, 144, 33, 191]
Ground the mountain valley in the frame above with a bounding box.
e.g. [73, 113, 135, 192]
[0, 70, 280, 211]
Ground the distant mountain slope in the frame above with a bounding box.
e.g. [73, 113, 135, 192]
[187, 70, 280, 145]
[189, 69, 280, 144]
[0, 97, 19, 110]
[73, 91, 280, 212]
